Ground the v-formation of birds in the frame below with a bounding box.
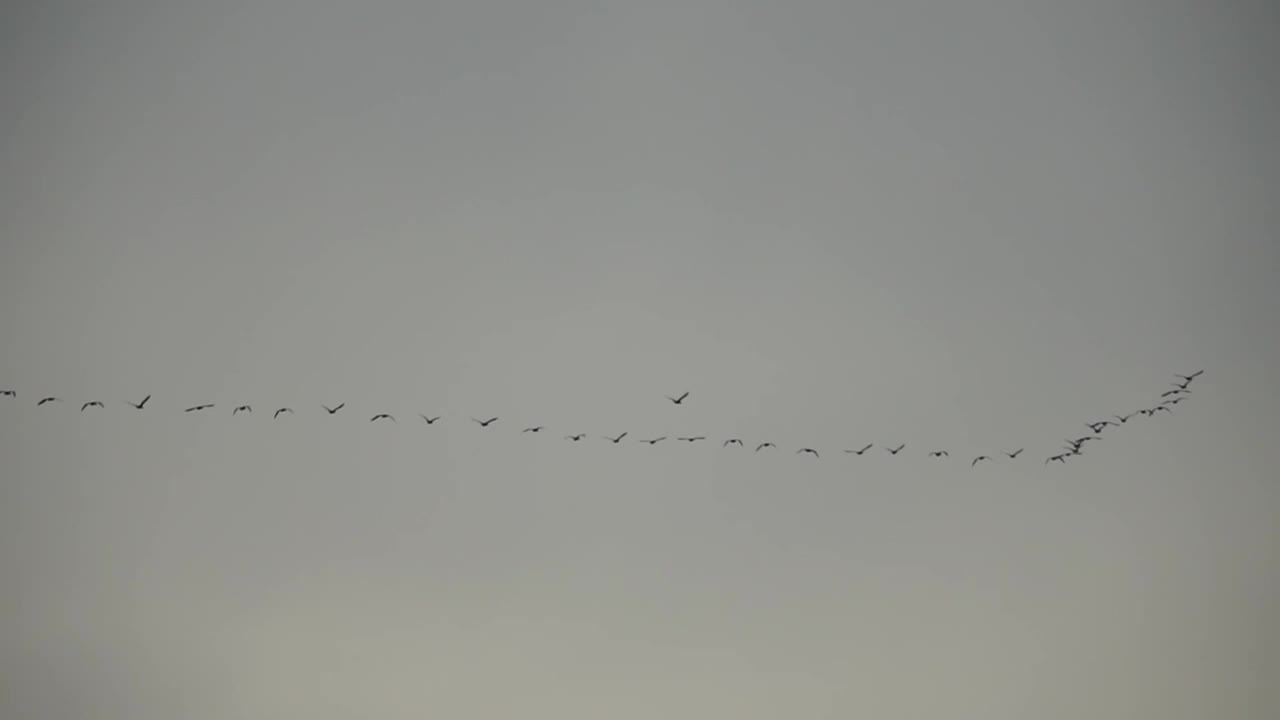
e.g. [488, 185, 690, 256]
[2, 375, 1204, 465]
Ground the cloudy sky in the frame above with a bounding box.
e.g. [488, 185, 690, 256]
[2, 1, 1278, 717]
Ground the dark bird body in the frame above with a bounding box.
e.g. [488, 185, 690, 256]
[796, 448, 820, 458]
[420, 415, 441, 424]
[665, 391, 690, 405]
[233, 405, 252, 415]
[885, 444, 906, 455]
[323, 403, 345, 414]
[677, 436, 705, 442]
[565, 434, 585, 441]
[370, 414, 396, 423]
[723, 438, 743, 447]
[37, 397, 61, 406]
[927, 450, 949, 458]
[972, 455, 992, 467]
[127, 395, 151, 410]
[185, 403, 215, 412]
[473, 417, 499, 427]
[0, 390, 15, 397]
[81, 401, 104, 411]
[274, 408, 293, 419]
[756, 442, 776, 451]
[605, 432, 628, 443]
[641, 437, 666, 445]
[846, 444, 874, 455]
[522, 426, 544, 433]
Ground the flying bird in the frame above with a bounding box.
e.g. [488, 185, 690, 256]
[723, 438, 743, 447]
[756, 442, 776, 451]
[522, 426, 544, 433]
[1087, 421, 1117, 433]
[927, 450, 949, 458]
[36, 397, 61, 406]
[419, 415, 441, 424]
[1004, 448, 1024, 459]
[81, 401, 104, 411]
[1175, 370, 1204, 382]
[370, 414, 396, 423]
[796, 448, 820, 458]
[233, 405, 252, 415]
[1046, 454, 1069, 464]
[1069, 436, 1100, 446]
[677, 436, 706, 442]
[0, 390, 15, 397]
[604, 432, 628, 443]
[273, 408, 293, 419]
[472, 417, 499, 427]
[565, 434, 585, 441]
[640, 436, 667, 445]
[1161, 389, 1189, 398]
[185, 403, 214, 412]
[1113, 413, 1137, 424]
[665, 391, 690, 405]
[322, 403, 345, 414]
[126, 394, 151, 410]
[972, 455, 992, 467]
[885, 444, 906, 455]
[846, 444, 874, 455]
[1153, 405, 1174, 414]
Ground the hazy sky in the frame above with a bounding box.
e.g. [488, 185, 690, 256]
[2, 1, 1278, 717]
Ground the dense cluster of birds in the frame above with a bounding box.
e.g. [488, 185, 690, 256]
[1, 371, 1203, 465]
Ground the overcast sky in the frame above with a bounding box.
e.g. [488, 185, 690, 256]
[2, 1, 1278, 718]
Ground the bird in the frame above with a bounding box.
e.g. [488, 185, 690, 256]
[1175, 370, 1204, 382]
[185, 403, 215, 412]
[1138, 408, 1156, 417]
[232, 405, 252, 415]
[846, 444, 874, 455]
[1045, 454, 1069, 464]
[522, 426, 544, 433]
[472, 417, 499, 427]
[1069, 436, 1100, 446]
[796, 448, 820, 458]
[419, 415, 441, 424]
[565, 433, 585, 441]
[756, 442, 776, 451]
[81, 401, 104, 411]
[665, 391, 690, 405]
[1062, 445, 1083, 456]
[1113, 413, 1137, 424]
[1004, 448, 1024, 459]
[1087, 421, 1117, 433]
[0, 390, 15, 397]
[322, 403, 344, 414]
[640, 436, 666, 445]
[370, 413, 396, 423]
[126, 394, 151, 410]
[927, 450, 949, 458]
[1161, 397, 1186, 406]
[723, 438, 743, 447]
[1153, 405, 1174, 414]
[677, 436, 706, 442]
[885, 444, 906, 455]
[1161, 389, 1189, 398]
[273, 408, 293, 419]
[604, 432, 628, 443]
[36, 397, 61, 406]
[1170, 379, 1193, 390]
[972, 455, 992, 467]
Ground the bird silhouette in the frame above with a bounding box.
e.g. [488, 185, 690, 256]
[126, 394, 151, 410]
[677, 436, 706, 442]
[1170, 380, 1193, 390]
[1161, 389, 1190, 398]
[604, 432, 628, 443]
[0, 390, 15, 397]
[565, 433, 585, 441]
[1153, 405, 1174, 414]
[927, 450, 949, 458]
[885, 444, 906, 455]
[756, 442, 776, 451]
[81, 401, 104, 411]
[723, 438, 743, 447]
[1175, 370, 1204, 382]
[1087, 421, 1117, 433]
[665, 391, 690, 405]
[796, 448, 819, 458]
[232, 405, 252, 415]
[273, 408, 293, 419]
[322, 403, 344, 414]
[846, 444, 874, 455]
[640, 436, 666, 445]
[1068, 436, 1100, 446]
[522, 426, 544, 433]
[419, 415, 441, 424]
[972, 455, 992, 467]
[185, 403, 214, 412]
[1062, 445, 1083, 456]
[1004, 448, 1024, 459]
[370, 414, 396, 423]
[1046, 454, 1069, 464]
[1161, 397, 1186, 405]
[36, 397, 61, 406]
[473, 417, 499, 427]
[1113, 413, 1137, 424]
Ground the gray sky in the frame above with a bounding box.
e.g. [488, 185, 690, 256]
[2, 1, 1278, 717]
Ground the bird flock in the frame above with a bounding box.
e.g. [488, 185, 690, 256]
[1, 371, 1203, 466]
